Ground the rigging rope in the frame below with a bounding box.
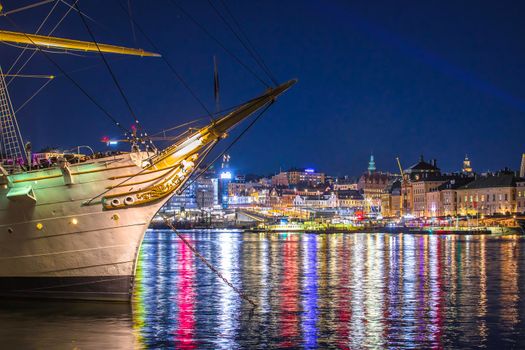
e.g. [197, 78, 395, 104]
[4, 15, 130, 134]
[207, 0, 278, 86]
[168, 0, 271, 88]
[161, 215, 257, 308]
[58, 0, 97, 24]
[127, 0, 137, 46]
[6, 0, 61, 77]
[14, 77, 53, 114]
[116, 0, 214, 122]
[149, 97, 265, 140]
[74, 2, 141, 127]
[177, 101, 273, 195]
[0, 0, 55, 16]
[150, 118, 208, 138]
[218, 0, 278, 85]
[6, 0, 80, 87]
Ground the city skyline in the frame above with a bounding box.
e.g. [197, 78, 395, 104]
[4, 0, 524, 175]
[223, 152, 524, 179]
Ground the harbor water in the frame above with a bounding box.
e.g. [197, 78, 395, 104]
[1, 230, 525, 349]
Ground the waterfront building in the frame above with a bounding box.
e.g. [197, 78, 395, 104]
[456, 170, 517, 216]
[293, 192, 338, 209]
[333, 176, 358, 191]
[412, 174, 449, 217]
[381, 180, 402, 217]
[425, 177, 474, 217]
[162, 181, 198, 213]
[335, 190, 364, 209]
[196, 176, 219, 209]
[357, 172, 393, 212]
[356, 155, 396, 214]
[292, 184, 331, 196]
[517, 179, 525, 214]
[271, 168, 325, 186]
[401, 156, 441, 215]
[219, 154, 233, 208]
[280, 188, 298, 208]
[228, 180, 265, 197]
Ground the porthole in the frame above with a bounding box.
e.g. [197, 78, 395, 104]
[111, 198, 121, 207]
[124, 196, 135, 205]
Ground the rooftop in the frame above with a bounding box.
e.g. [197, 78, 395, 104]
[459, 173, 516, 190]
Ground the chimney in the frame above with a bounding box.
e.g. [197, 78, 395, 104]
[419, 155, 424, 162]
[432, 159, 437, 167]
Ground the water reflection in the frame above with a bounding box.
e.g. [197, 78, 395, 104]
[1, 231, 524, 349]
[132, 231, 525, 349]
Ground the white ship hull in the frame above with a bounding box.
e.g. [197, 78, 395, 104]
[0, 154, 170, 301]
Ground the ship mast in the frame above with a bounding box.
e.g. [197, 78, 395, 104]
[0, 64, 25, 171]
[0, 30, 160, 57]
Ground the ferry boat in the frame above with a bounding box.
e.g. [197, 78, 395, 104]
[0, 3, 295, 300]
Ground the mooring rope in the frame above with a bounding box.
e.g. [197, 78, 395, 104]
[161, 215, 258, 308]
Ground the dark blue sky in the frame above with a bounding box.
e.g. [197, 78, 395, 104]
[3, 0, 524, 176]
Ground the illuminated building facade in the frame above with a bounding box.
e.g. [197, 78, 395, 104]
[335, 190, 364, 210]
[218, 154, 233, 208]
[293, 193, 338, 208]
[517, 180, 525, 214]
[381, 180, 401, 217]
[271, 168, 325, 186]
[426, 178, 474, 217]
[162, 181, 197, 213]
[456, 171, 517, 216]
[401, 156, 441, 215]
[333, 177, 358, 191]
[412, 176, 448, 217]
[196, 176, 218, 209]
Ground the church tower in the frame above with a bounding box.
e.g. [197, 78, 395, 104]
[368, 154, 376, 174]
[462, 155, 472, 173]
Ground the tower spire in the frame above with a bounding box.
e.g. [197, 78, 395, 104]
[368, 153, 376, 174]
[462, 154, 472, 173]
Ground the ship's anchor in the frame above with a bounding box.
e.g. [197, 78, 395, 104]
[160, 215, 257, 308]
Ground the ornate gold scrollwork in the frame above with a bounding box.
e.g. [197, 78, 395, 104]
[102, 155, 197, 210]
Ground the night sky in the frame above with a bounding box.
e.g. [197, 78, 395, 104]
[3, 0, 524, 176]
